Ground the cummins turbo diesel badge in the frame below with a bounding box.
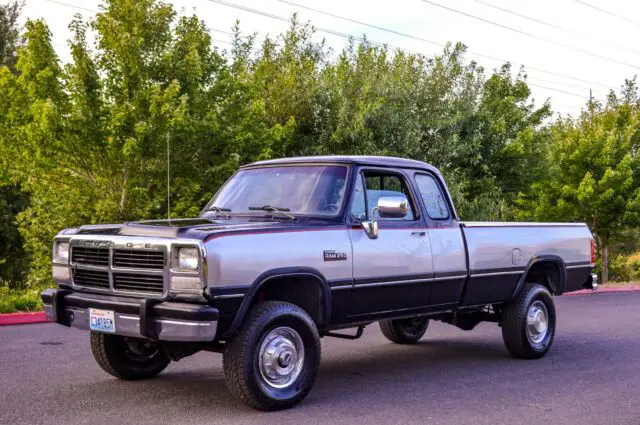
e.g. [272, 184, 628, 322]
[323, 250, 347, 261]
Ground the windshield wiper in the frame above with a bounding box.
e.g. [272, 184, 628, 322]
[248, 205, 296, 220]
[207, 206, 232, 212]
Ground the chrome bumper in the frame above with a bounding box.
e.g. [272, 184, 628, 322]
[41, 289, 219, 342]
[584, 273, 599, 291]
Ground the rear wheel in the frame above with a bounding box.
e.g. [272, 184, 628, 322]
[379, 316, 430, 344]
[223, 301, 321, 411]
[90, 332, 170, 380]
[501, 283, 556, 359]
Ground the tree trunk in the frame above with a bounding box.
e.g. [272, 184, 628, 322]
[601, 244, 609, 284]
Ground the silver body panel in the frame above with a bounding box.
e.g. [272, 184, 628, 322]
[349, 228, 433, 281]
[205, 229, 352, 287]
[462, 223, 592, 272]
[427, 227, 467, 276]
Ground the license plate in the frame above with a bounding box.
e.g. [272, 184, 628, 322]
[89, 308, 116, 333]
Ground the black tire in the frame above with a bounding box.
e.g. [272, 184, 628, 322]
[223, 301, 321, 411]
[501, 283, 556, 359]
[379, 316, 430, 344]
[90, 332, 170, 380]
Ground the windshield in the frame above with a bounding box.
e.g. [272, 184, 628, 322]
[207, 165, 348, 217]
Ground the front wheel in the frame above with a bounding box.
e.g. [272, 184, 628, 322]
[223, 301, 321, 411]
[501, 283, 556, 359]
[379, 316, 430, 344]
[90, 332, 170, 380]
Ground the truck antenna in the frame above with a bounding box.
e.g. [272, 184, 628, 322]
[167, 133, 171, 220]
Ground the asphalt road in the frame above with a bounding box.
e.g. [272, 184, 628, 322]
[2, 292, 640, 425]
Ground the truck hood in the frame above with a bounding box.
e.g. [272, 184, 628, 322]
[69, 217, 333, 241]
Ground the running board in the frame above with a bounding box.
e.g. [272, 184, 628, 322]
[325, 326, 364, 340]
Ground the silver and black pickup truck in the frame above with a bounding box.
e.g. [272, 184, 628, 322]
[41, 155, 598, 410]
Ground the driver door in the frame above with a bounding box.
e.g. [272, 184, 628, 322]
[347, 168, 434, 319]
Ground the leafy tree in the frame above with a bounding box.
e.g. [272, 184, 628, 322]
[1, 0, 294, 284]
[0, 1, 29, 288]
[0, 0, 565, 285]
[0, 0, 23, 72]
[518, 81, 640, 282]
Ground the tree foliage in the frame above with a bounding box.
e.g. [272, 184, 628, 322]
[518, 80, 640, 282]
[0, 1, 29, 288]
[0, 0, 636, 286]
[0, 0, 23, 72]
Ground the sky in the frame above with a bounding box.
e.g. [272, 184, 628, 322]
[10, 0, 640, 116]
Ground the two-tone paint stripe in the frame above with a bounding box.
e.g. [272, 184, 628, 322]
[207, 261, 592, 299]
[202, 224, 462, 244]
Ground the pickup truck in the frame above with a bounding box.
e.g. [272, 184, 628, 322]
[41, 155, 598, 410]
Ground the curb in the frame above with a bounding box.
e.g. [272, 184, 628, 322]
[0, 311, 50, 326]
[565, 285, 640, 296]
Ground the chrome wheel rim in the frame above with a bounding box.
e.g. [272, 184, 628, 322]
[258, 327, 305, 389]
[526, 300, 549, 344]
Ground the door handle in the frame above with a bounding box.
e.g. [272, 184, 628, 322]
[411, 231, 426, 236]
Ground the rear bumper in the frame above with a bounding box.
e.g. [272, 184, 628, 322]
[583, 273, 599, 291]
[41, 289, 219, 342]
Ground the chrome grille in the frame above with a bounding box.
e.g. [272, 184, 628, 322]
[71, 247, 109, 266]
[113, 273, 164, 294]
[113, 249, 165, 269]
[73, 268, 110, 289]
[69, 240, 167, 295]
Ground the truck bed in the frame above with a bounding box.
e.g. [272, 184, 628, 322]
[459, 222, 593, 305]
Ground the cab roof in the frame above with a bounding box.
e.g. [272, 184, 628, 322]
[242, 155, 441, 174]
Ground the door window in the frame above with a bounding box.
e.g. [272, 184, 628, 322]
[415, 174, 450, 219]
[351, 171, 416, 221]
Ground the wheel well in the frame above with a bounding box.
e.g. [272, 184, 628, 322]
[251, 275, 327, 327]
[524, 261, 563, 294]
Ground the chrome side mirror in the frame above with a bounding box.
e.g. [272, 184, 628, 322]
[361, 196, 409, 239]
[377, 196, 409, 218]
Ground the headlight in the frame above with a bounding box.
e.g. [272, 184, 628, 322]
[177, 247, 199, 270]
[54, 242, 70, 263]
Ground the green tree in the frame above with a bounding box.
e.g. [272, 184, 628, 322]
[0, 0, 560, 285]
[518, 81, 640, 282]
[0, 1, 29, 288]
[0, 0, 23, 72]
[1, 0, 294, 285]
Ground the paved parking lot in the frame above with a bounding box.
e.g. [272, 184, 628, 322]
[2, 292, 640, 425]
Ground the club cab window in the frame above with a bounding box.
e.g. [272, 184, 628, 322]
[415, 174, 449, 220]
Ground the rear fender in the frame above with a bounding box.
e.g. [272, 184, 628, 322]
[511, 255, 567, 298]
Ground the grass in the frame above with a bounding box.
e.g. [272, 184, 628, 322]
[0, 286, 48, 314]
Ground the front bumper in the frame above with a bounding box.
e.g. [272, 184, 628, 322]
[41, 289, 219, 342]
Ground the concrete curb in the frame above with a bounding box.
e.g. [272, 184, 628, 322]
[0, 311, 50, 326]
[565, 285, 640, 296]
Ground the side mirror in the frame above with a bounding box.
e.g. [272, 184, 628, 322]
[361, 196, 409, 239]
[377, 196, 409, 218]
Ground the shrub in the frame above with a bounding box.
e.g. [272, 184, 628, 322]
[0, 286, 45, 313]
